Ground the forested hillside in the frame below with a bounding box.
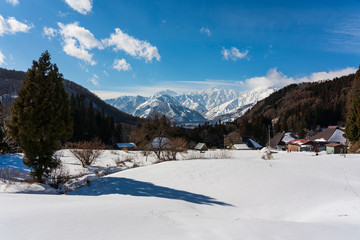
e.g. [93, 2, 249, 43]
[0, 68, 137, 125]
[235, 74, 355, 145]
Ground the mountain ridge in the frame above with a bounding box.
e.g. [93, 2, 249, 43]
[105, 87, 274, 124]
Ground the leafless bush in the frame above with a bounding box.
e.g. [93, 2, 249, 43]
[47, 163, 70, 189]
[113, 154, 134, 167]
[0, 167, 27, 182]
[69, 139, 105, 167]
[164, 137, 188, 161]
[348, 142, 360, 153]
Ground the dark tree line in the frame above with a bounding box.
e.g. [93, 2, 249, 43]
[186, 121, 235, 149]
[70, 93, 122, 146]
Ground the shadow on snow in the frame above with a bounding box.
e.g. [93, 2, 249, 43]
[69, 177, 233, 206]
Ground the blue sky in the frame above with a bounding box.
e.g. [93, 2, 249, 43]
[0, 0, 359, 98]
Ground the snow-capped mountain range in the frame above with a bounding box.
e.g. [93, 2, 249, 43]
[105, 87, 274, 125]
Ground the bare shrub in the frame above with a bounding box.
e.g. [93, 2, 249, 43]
[113, 154, 134, 167]
[0, 167, 28, 182]
[69, 139, 105, 167]
[348, 142, 360, 153]
[164, 137, 188, 161]
[47, 163, 70, 189]
[132, 162, 139, 168]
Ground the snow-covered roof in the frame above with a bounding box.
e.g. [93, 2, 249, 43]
[282, 132, 295, 143]
[288, 139, 313, 146]
[232, 144, 251, 150]
[195, 143, 207, 150]
[328, 129, 346, 145]
[116, 143, 137, 148]
[248, 139, 262, 148]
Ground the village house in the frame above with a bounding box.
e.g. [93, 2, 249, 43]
[287, 139, 315, 152]
[195, 143, 208, 152]
[325, 143, 346, 154]
[270, 132, 296, 150]
[231, 137, 262, 150]
[309, 126, 347, 151]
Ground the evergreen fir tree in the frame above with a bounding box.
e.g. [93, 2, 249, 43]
[9, 51, 72, 182]
[345, 67, 360, 143]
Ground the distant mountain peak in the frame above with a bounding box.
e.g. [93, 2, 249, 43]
[155, 89, 178, 97]
[106, 87, 274, 126]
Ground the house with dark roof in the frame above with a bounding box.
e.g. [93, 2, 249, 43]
[309, 126, 347, 151]
[270, 132, 296, 150]
[229, 137, 263, 150]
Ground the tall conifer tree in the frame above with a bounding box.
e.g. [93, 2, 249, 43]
[9, 51, 72, 182]
[345, 67, 360, 144]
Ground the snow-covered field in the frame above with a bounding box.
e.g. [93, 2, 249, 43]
[1, 150, 360, 239]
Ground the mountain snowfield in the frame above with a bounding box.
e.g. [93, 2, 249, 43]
[1, 150, 360, 240]
[105, 87, 274, 124]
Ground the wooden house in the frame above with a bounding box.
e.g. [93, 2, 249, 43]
[287, 139, 315, 152]
[195, 143, 208, 152]
[326, 143, 346, 154]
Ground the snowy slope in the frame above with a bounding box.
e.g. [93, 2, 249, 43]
[132, 94, 206, 123]
[105, 87, 274, 124]
[1, 151, 360, 240]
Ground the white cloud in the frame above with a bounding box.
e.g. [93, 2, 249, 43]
[221, 47, 248, 61]
[245, 67, 357, 90]
[89, 74, 99, 87]
[200, 27, 211, 36]
[0, 50, 5, 66]
[0, 15, 32, 36]
[43, 27, 57, 40]
[6, 0, 19, 6]
[103, 28, 161, 62]
[58, 22, 103, 65]
[64, 0, 92, 15]
[113, 58, 131, 71]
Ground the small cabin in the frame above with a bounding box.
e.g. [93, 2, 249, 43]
[195, 143, 208, 152]
[326, 143, 346, 154]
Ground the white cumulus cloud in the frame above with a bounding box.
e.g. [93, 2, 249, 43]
[103, 28, 160, 62]
[0, 51, 5, 66]
[0, 15, 32, 36]
[245, 67, 357, 90]
[113, 58, 131, 71]
[43, 27, 57, 40]
[89, 74, 99, 86]
[221, 47, 248, 61]
[58, 22, 103, 65]
[200, 27, 211, 36]
[6, 0, 19, 6]
[64, 0, 92, 15]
